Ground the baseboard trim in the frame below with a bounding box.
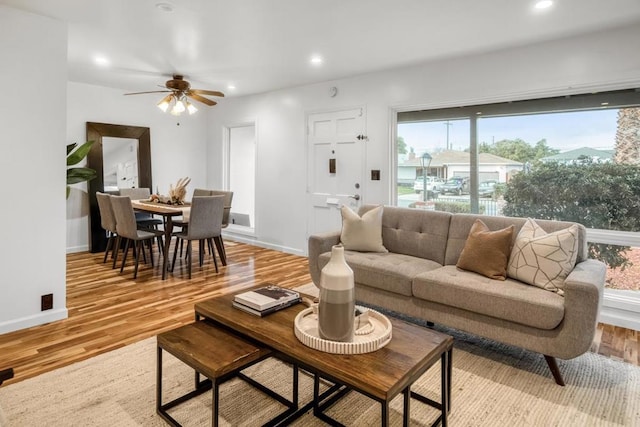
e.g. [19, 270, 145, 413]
[66, 245, 89, 254]
[0, 308, 68, 334]
[225, 235, 304, 257]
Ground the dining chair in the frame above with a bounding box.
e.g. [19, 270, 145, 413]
[171, 195, 224, 279]
[119, 188, 163, 229]
[173, 188, 215, 256]
[95, 192, 118, 266]
[110, 195, 165, 279]
[210, 190, 234, 265]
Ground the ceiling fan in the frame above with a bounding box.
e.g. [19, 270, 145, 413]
[124, 74, 224, 116]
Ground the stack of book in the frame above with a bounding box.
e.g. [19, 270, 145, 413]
[233, 285, 301, 317]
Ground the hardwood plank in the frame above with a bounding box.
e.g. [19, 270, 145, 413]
[0, 241, 310, 385]
[0, 241, 638, 387]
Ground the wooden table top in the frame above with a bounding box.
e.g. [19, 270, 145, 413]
[195, 287, 453, 401]
[157, 320, 271, 379]
[131, 199, 190, 216]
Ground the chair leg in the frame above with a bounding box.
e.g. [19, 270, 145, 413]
[209, 238, 219, 273]
[171, 237, 180, 272]
[187, 241, 192, 279]
[199, 240, 205, 267]
[156, 236, 164, 257]
[120, 239, 130, 273]
[140, 240, 147, 265]
[207, 239, 215, 260]
[213, 236, 227, 266]
[148, 239, 155, 267]
[103, 234, 114, 264]
[543, 355, 565, 386]
[133, 241, 141, 279]
[112, 236, 121, 269]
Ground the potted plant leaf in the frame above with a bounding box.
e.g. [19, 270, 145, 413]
[67, 140, 97, 199]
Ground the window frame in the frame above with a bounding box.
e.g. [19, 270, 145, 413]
[394, 88, 640, 330]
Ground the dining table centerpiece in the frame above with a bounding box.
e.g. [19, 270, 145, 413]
[148, 177, 191, 205]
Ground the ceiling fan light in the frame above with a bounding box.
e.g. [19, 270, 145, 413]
[157, 100, 170, 112]
[186, 102, 197, 115]
[171, 99, 186, 115]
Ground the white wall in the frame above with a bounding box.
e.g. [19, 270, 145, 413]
[66, 82, 209, 252]
[0, 7, 68, 333]
[207, 23, 640, 256]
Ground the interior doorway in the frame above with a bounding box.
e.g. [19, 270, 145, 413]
[226, 124, 256, 232]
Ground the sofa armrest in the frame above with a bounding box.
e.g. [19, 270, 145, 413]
[308, 231, 341, 287]
[559, 258, 606, 357]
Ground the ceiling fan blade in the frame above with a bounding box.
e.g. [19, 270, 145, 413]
[188, 93, 217, 106]
[124, 90, 173, 95]
[190, 89, 225, 97]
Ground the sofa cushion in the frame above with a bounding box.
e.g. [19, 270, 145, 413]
[445, 214, 588, 266]
[340, 205, 388, 252]
[359, 205, 452, 264]
[412, 266, 565, 330]
[507, 218, 579, 296]
[456, 219, 514, 280]
[319, 250, 442, 297]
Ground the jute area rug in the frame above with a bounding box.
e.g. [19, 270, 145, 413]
[0, 286, 639, 426]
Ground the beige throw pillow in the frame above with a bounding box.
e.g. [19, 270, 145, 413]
[507, 218, 579, 295]
[340, 205, 388, 253]
[456, 219, 514, 280]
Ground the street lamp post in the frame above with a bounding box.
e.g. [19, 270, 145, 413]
[420, 152, 432, 202]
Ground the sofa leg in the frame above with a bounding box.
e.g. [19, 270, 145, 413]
[427, 321, 434, 327]
[0, 368, 13, 385]
[543, 355, 565, 386]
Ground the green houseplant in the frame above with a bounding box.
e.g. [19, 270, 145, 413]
[67, 140, 97, 198]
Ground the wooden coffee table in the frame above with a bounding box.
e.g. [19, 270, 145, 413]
[195, 289, 453, 426]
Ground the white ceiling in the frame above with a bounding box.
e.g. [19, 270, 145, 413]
[4, 0, 640, 98]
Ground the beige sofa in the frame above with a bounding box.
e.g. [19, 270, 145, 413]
[308, 205, 606, 385]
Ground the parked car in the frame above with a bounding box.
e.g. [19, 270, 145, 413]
[478, 180, 497, 198]
[441, 177, 469, 195]
[413, 176, 445, 194]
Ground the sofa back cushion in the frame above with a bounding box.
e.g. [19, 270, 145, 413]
[444, 214, 588, 266]
[359, 205, 452, 265]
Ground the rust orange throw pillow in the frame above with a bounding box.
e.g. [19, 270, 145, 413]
[456, 219, 514, 280]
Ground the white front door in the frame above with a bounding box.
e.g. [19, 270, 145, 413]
[307, 108, 366, 238]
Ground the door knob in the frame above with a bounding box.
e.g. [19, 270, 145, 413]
[349, 194, 361, 201]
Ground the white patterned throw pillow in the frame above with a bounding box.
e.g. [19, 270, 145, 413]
[507, 218, 579, 296]
[340, 205, 388, 253]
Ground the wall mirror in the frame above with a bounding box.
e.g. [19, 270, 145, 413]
[86, 122, 152, 252]
[102, 137, 139, 191]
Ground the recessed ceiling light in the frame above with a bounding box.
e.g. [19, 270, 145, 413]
[156, 2, 174, 12]
[227, 84, 236, 90]
[94, 55, 110, 67]
[310, 55, 323, 65]
[534, 0, 553, 9]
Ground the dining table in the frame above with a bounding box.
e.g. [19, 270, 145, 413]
[130, 199, 191, 280]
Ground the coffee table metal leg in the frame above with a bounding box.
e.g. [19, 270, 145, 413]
[441, 351, 448, 427]
[213, 381, 219, 427]
[156, 347, 163, 416]
[292, 363, 299, 409]
[447, 348, 452, 412]
[381, 401, 390, 426]
[403, 387, 410, 427]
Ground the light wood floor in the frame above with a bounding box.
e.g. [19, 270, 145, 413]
[0, 241, 637, 386]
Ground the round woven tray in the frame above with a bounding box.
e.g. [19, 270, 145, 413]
[294, 306, 392, 354]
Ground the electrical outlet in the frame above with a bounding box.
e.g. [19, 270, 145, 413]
[41, 294, 53, 311]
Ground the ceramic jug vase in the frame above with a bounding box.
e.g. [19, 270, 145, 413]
[318, 244, 355, 342]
